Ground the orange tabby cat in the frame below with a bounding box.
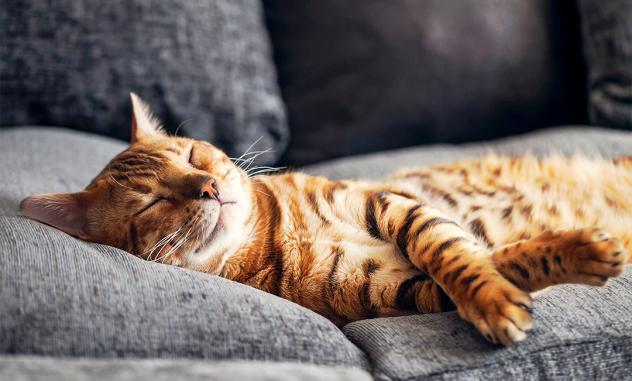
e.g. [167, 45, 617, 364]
[21, 94, 631, 346]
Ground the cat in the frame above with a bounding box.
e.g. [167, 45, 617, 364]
[20, 93, 631, 346]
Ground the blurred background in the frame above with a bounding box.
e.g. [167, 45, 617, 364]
[265, 0, 590, 166]
[1, 0, 631, 166]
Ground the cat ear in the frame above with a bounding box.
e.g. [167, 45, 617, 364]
[20, 192, 94, 241]
[130, 92, 166, 144]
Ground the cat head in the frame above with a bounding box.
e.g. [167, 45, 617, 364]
[20, 93, 256, 270]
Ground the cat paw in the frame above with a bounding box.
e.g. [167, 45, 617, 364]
[566, 228, 627, 286]
[457, 276, 533, 346]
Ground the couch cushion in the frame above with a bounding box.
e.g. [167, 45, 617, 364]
[264, 0, 588, 166]
[0, 0, 288, 165]
[344, 266, 632, 381]
[0, 357, 373, 381]
[577, 0, 632, 129]
[0, 127, 368, 369]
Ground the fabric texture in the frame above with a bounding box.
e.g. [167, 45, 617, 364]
[0, 0, 289, 165]
[0, 357, 374, 381]
[577, 0, 632, 129]
[0, 128, 368, 369]
[344, 266, 632, 381]
[264, 0, 588, 166]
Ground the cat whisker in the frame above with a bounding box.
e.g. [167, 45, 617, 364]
[144, 230, 179, 259]
[158, 212, 207, 263]
[193, 217, 202, 251]
[245, 165, 281, 173]
[237, 169, 282, 186]
[236, 155, 258, 171]
[227, 137, 265, 168]
[146, 224, 187, 262]
[244, 152, 271, 171]
[173, 119, 195, 137]
[245, 167, 284, 178]
[232, 148, 273, 170]
[225, 153, 259, 180]
[108, 163, 133, 189]
[225, 142, 276, 181]
[244, 149, 274, 167]
[162, 235, 188, 263]
[225, 156, 254, 180]
[242, 136, 265, 156]
[164, 219, 200, 261]
[181, 215, 201, 255]
[251, 189, 272, 198]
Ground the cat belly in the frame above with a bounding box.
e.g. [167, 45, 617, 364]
[279, 230, 428, 325]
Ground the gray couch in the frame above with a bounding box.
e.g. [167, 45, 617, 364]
[1, 127, 632, 380]
[2, 0, 632, 379]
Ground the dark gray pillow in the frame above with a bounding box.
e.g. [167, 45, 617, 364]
[577, 0, 632, 129]
[264, 0, 588, 166]
[0, 0, 288, 165]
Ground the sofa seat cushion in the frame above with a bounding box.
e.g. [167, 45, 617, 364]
[344, 267, 632, 381]
[0, 127, 368, 369]
[0, 356, 373, 381]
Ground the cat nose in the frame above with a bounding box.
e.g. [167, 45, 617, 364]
[198, 177, 218, 200]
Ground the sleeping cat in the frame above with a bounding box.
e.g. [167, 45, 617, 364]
[21, 93, 631, 346]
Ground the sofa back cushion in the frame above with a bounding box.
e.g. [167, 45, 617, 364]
[0, 0, 288, 165]
[577, 0, 632, 130]
[264, 0, 589, 166]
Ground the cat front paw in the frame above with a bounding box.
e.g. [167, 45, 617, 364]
[456, 276, 534, 346]
[564, 228, 627, 286]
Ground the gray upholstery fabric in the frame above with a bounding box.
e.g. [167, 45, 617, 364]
[2, 126, 632, 379]
[0, 0, 288, 165]
[577, 0, 632, 129]
[303, 126, 632, 180]
[0, 357, 373, 381]
[265, 0, 588, 166]
[344, 266, 632, 381]
[0, 128, 368, 369]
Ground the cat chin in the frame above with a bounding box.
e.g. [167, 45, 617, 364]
[186, 205, 249, 270]
[190, 205, 232, 253]
[186, 227, 234, 270]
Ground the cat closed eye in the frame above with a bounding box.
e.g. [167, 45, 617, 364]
[188, 146, 201, 168]
[136, 198, 169, 215]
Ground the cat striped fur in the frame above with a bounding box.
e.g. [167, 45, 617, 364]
[21, 94, 631, 346]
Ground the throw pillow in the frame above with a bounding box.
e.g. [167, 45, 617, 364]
[0, 0, 288, 165]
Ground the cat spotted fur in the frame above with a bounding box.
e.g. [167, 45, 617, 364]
[21, 94, 631, 346]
